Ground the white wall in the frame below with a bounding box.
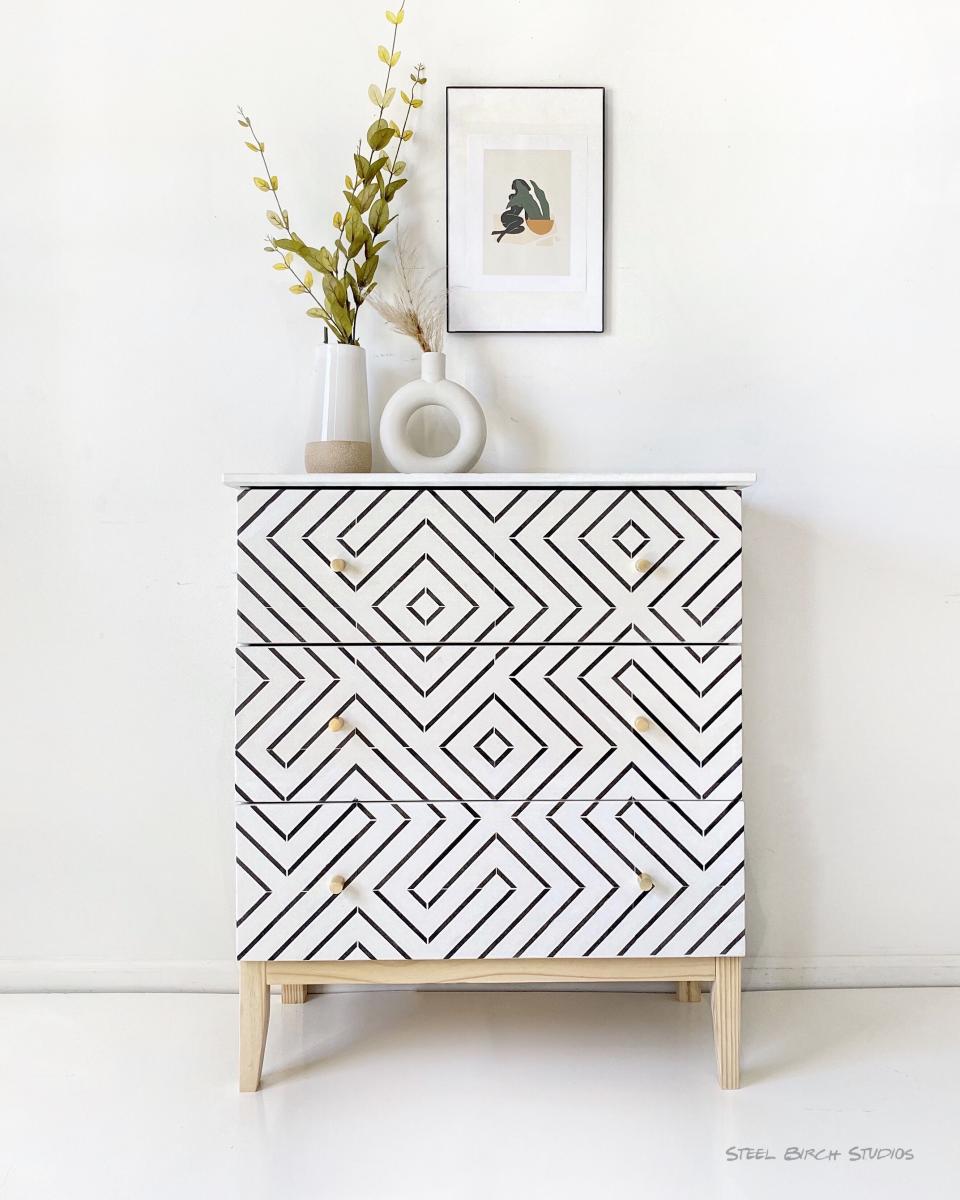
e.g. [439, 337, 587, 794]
[2, 0, 958, 990]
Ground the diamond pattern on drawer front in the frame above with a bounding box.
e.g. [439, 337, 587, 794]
[236, 487, 742, 645]
[236, 799, 745, 961]
[490, 487, 743, 644]
[235, 644, 741, 803]
[237, 487, 359, 644]
[339, 489, 515, 643]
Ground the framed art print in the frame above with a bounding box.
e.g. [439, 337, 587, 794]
[446, 86, 605, 333]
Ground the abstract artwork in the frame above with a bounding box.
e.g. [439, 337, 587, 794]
[447, 87, 604, 332]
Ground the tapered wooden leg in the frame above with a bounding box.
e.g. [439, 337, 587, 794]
[239, 961, 270, 1092]
[281, 983, 308, 1004]
[676, 980, 702, 1002]
[711, 957, 741, 1089]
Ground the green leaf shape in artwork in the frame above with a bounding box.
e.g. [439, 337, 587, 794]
[529, 179, 550, 220]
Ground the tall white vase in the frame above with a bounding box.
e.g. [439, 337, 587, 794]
[305, 342, 372, 473]
[379, 352, 486, 473]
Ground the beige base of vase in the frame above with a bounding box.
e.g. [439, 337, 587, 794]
[304, 440, 372, 473]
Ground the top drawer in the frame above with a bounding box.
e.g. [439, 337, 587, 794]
[236, 486, 742, 645]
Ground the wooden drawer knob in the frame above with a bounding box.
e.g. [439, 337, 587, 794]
[633, 716, 652, 733]
[637, 872, 655, 893]
[328, 875, 345, 895]
[328, 717, 345, 733]
[329, 558, 346, 572]
[634, 558, 652, 572]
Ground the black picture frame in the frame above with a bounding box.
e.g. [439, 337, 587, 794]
[446, 85, 606, 334]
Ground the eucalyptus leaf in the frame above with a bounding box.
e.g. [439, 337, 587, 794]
[366, 154, 389, 180]
[344, 209, 363, 243]
[384, 178, 406, 201]
[357, 181, 379, 212]
[366, 119, 393, 151]
[358, 254, 379, 286]
[369, 197, 389, 233]
[330, 301, 353, 335]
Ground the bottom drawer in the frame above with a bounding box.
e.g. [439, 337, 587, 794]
[236, 800, 744, 962]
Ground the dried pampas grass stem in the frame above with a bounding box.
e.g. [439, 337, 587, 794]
[369, 230, 445, 353]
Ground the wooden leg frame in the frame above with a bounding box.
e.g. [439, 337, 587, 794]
[239, 956, 741, 1092]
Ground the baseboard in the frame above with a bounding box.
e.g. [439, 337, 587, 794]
[2, 955, 959, 994]
[0, 961, 240, 994]
[743, 955, 960, 989]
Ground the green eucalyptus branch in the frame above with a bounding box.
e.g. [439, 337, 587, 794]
[237, 5, 424, 346]
[376, 0, 404, 123]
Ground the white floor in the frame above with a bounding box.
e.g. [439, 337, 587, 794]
[1, 987, 956, 1199]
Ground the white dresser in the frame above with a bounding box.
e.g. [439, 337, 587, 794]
[225, 472, 754, 1090]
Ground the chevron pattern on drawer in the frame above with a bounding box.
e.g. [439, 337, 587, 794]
[235, 643, 742, 804]
[236, 486, 742, 645]
[236, 799, 745, 961]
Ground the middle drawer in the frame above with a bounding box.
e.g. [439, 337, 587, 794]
[235, 643, 742, 804]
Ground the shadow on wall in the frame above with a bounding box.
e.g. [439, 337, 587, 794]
[742, 500, 815, 961]
[368, 342, 543, 473]
[462, 342, 542, 472]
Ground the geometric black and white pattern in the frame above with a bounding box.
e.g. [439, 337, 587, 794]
[235, 643, 742, 804]
[236, 799, 745, 961]
[236, 486, 743, 645]
[231, 481, 748, 963]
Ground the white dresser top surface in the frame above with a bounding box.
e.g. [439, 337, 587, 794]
[224, 472, 756, 489]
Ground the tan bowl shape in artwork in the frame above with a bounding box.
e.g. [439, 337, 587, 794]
[527, 218, 555, 235]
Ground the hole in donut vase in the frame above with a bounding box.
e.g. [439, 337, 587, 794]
[405, 404, 460, 457]
[379, 352, 486, 474]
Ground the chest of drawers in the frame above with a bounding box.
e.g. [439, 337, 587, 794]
[226, 472, 754, 1091]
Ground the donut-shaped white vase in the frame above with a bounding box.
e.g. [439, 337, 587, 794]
[379, 352, 486, 473]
